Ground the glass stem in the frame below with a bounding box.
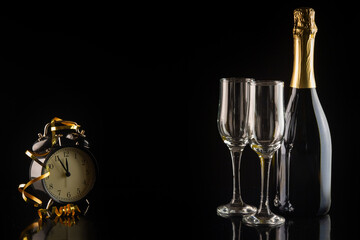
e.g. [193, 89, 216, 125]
[229, 147, 244, 205]
[258, 154, 273, 215]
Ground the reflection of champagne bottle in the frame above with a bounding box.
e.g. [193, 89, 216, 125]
[275, 215, 331, 240]
[276, 7, 332, 216]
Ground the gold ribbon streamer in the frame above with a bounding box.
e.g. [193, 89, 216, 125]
[19, 150, 49, 206]
[37, 204, 81, 219]
[18, 170, 50, 207]
[50, 125, 79, 131]
[52, 204, 81, 217]
[50, 117, 80, 146]
[25, 150, 47, 168]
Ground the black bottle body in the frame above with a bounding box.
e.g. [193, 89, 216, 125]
[276, 88, 331, 216]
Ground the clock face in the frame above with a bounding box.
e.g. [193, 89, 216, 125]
[42, 147, 96, 203]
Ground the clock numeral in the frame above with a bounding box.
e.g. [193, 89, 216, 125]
[48, 163, 54, 169]
[58, 190, 61, 196]
[64, 150, 69, 158]
[49, 184, 53, 189]
[67, 192, 71, 198]
[77, 188, 81, 194]
[81, 158, 86, 166]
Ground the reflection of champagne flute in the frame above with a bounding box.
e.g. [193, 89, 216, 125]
[231, 218, 241, 240]
[217, 213, 242, 240]
[275, 142, 294, 213]
[230, 217, 242, 240]
[255, 226, 276, 240]
[273, 151, 280, 207]
[243, 80, 285, 226]
[274, 148, 294, 213]
[219, 214, 331, 239]
[219, 215, 277, 240]
[217, 78, 257, 217]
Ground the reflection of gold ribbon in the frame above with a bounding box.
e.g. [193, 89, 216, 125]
[39, 204, 81, 226]
[19, 221, 40, 240]
[20, 205, 81, 239]
[18, 117, 81, 207]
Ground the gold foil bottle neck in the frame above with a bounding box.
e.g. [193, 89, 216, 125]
[293, 7, 317, 37]
[290, 7, 317, 89]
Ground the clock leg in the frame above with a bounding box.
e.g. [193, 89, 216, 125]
[84, 198, 90, 215]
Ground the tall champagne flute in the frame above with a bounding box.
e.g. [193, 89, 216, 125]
[243, 80, 285, 226]
[217, 77, 257, 217]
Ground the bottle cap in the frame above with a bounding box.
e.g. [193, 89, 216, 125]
[293, 7, 317, 37]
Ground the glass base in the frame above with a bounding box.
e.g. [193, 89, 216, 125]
[243, 212, 285, 226]
[217, 203, 257, 217]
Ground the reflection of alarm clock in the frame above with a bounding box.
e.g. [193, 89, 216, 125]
[44, 216, 97, 240]
[21, 216, 97, 240]
[28, 118, 98, 206]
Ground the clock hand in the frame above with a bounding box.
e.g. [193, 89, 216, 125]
[57, 156, 71, 177]
[57, 156, 67, 171]
[65, 158, 71, 177]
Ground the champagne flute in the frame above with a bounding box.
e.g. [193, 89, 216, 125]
[217, 77, 257, 217]
[243, 80, 285, 226]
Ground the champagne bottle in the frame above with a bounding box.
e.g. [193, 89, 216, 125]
[275, 7, 332, 216]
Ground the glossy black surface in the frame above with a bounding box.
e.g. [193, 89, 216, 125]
[2, 3, 359, 239]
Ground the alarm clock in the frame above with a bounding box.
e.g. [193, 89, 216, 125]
[28, 118, 98, 208]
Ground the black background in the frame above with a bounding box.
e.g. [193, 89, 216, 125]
[1, 2, 358, 239]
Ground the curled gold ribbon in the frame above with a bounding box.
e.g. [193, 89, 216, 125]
[19, 151, 49, 207]
[25, 150, 47, 168]
[52, 204, 81, 217]
[38, 208, 49, 219]
[18, 170, 50, 207]
[37, 204, 81, 219]
[50, 117, 80, 146]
